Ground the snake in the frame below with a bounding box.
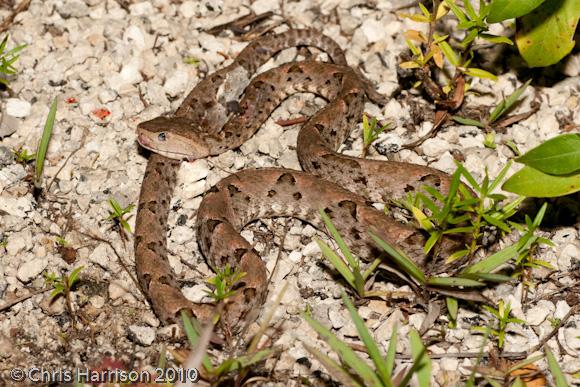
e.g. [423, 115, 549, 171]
[134, 30, 458, 327]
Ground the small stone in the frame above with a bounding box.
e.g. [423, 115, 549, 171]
[182, 284, 211, 303]
[89, 244, 112, 269]
[127, 325, 156, 346]
[554, 301, 571, 320]
[179, 159, 210, 183]
[90, 295, 105, 309]
[422, 138, 449, 158]
[302, 241, 320, 257]
[525, 300, 554, 326]
[0, 145, 14, 167]
[6, 230, 32, 256]
[17, 258, 47, 283]
[5, 98, 31, 118]
[163, 69, 189, 98]
[179, 1, 197, 18]
[56, 0, 89, 18]
[360, 19, 389, 43]
[0, 113, 19, 137]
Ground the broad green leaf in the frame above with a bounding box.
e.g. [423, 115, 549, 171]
[409, 329, 432, 387]
[369, 232, 426, 284]
[342, 294, 391, 385]
[516, 134, 580, 175]
[427, 276, 484, 287]
[452, 115, 485, 128]
[515, 0, 580, 67]
[34, 97, 57, 189]
[545, 347, 569, 387]
[502, 166, 580, 197]
[487, 0, 545, 23]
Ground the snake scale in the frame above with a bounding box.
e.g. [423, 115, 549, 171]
[135, 29, 458, 327]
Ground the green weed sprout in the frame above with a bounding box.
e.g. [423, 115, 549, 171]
[0, 34, 26, 86]
[362, 115, 390, 157]
[472, 300, 524, 348]
[106, 198, 135, 233]
[205, 264, 246, 303]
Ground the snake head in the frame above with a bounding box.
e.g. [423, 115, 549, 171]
[137, 116, 210, 161]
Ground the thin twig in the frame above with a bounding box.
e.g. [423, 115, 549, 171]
[0, 287, 51, 312]
[530, 304, 579, 353]
[0, 0, 31, 34]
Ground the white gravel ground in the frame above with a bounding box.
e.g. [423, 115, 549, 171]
[0, 1, 578, 385]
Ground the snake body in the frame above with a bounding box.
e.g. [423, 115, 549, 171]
[135, 30, 457, 326]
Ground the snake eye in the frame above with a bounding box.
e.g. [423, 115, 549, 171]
[158, 132, 167, 141]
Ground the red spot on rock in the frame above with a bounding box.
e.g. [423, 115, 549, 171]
[66, 97, 77, 104]
[92, 108, 111, 120]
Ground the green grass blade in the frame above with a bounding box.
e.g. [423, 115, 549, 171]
[34, 97, 57, 189]
[506, 354, 544, 374]
[303, 313, 382, 386]
[427, 276, 484, 287]
[316, 239, 355, 289]
[303, 344, 363, 387]
[545, 347, 569, 387]
[408, 329, 432, 387]
[180, 311, 213, 372]
[385, 325, 398, 383]
[341, 293, 391, 385]
[369, 232, 426, 284]
[320, 209, 359, 270]
[462, 244, 519, 274]
[452, 115, 486, 128]
[446, 297, 458, 327]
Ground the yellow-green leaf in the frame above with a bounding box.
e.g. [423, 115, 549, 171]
[463, 67, 498, 81]
[502, 166, 580, 197]
[515, 0, 580, 67]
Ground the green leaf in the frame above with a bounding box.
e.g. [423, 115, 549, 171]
[303, 313, 382, 386]
[545, 347, 569, 387]
[516, 0, 580, 67]
[316, 239, 355, 290]
[446, 297, 458, 327]
[385, 326, 398, 382]
[444, 0, 468, 23]
[427, 276, 485, 287]
[463, 67, 498, 81]
[438, 40, 460, 67]
[342, 294, 391, 385]
[452, 115, 486, 128]
[463, 244, 519, 274]
[480, 33, 513, 45]
[502, 166, 580, 197]
[369, 232, 426, 284]
[320, 209, 360, 271]
[409, 329, 432, 387]
[180, 311, 213, 372]
[68, 266, 84, 288]
[487, 0, 545, 23]
[516, 134, 580, 175]
[34, 97, 57, 189]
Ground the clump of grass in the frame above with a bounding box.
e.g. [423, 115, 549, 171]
[303, 293, 432, 386]
[205, 264, 246, 304]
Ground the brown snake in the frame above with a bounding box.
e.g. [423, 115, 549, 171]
[135, 30, 458, 327]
